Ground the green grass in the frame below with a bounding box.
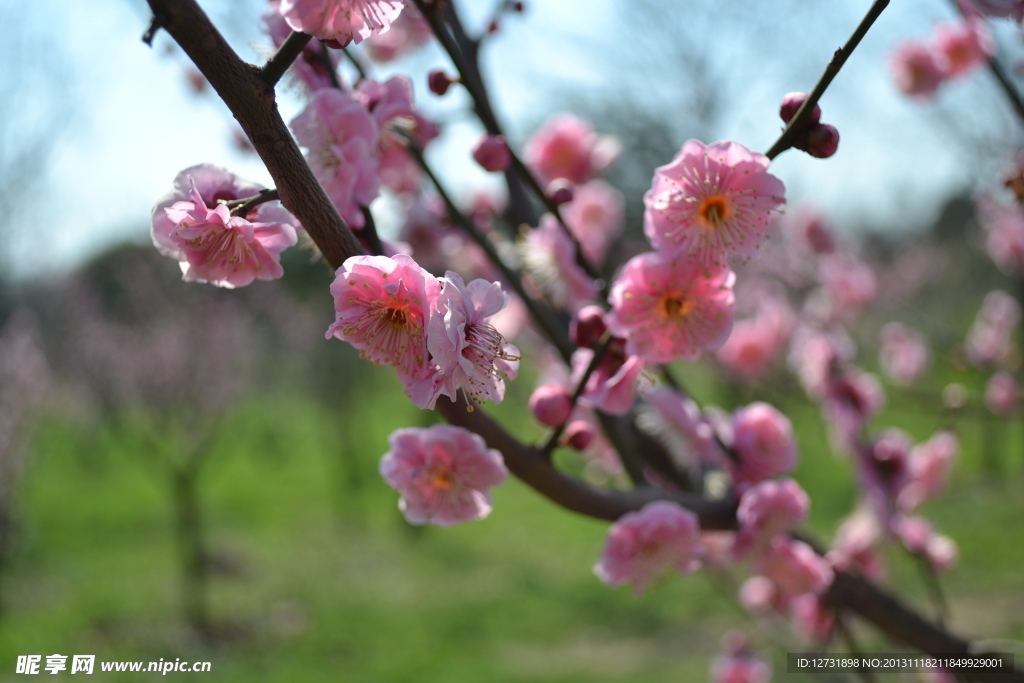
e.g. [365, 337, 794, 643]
[2, 373, 1024, 682]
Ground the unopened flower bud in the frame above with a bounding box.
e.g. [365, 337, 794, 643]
[529, 384, 573, 426]
[563, 420, 596, 450]
[546, 178, 574, 206]
[472, 134, 511, 172]
[802, 124, 840, 159]
[779, 91, 821, 125]
[428, 69, 456, 96]
[571, 305, 608, 349]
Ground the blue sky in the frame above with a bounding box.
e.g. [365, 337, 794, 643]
[8, 0, 1023, 279]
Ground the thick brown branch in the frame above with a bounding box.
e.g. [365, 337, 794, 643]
[145, 0, 363, 270]
[828, 571, 1024, 683]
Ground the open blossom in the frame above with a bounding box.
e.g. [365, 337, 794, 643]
[519, 214, 598, 311]
[966, 290, 1020, 367]
[879, 322, 930, 386]
[889, 41, 946, 98]
[594, 501, 703, 595]
[291, 88, 380, 228]
[934, 21, 992, 78]
[524, 113, 620, 185]
[730, 402, 798, 485]
[380, 424, 508, 527]
[749, 537, 834, 609]
[153, 168, 298, 288]
[326, 254, 440, 383]
[279, 0, 406, 47]
[354, 76, 437, 194]
[898, 430, 958, 512]
[978, 195, 1024, 276]
[643, 139, 785, 266]
[985, 371, 1021, 415]
[608, 250, 735, 364]
[716, 292, 794, 381]
[422, 271, 520, 408]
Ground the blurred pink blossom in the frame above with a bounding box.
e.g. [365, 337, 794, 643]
[966, 290, 1020, 367]
[985, 371, 1021, 415]
[934, 21, 992, 78]
[519, 214, 598, 311]
[380, 424, 508, 526]
[735, 478, 809, 556]
[354, 76, 437, 194]
[524, 113, 619, 185]
[593, 500, 703, 595]
[899, 430, 958, 512]
[749, 537, 834, 610]
[363, 6, 432, 62]
[263, 1, 341, 91]
[561, 180, 625, 265]
[889, 41, 947, 98]
[879, 322, 930, 386]
[326, 254, 440, 385]
[716, 292, 794, 381]
[570, 341, 646, 416]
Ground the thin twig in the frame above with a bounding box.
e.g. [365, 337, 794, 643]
[542, 332, 614, 455]
[261, 31, 314, 87]
[765, 0, 890, 160]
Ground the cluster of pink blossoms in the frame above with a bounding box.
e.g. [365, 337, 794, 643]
[889, 18, 992, 99]
[603, 139, 785, 366]
[151, 164, 299, 288]
[326, 254, 519, 409]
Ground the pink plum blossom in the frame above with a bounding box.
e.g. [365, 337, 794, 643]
[735, 478, 809, 555]
[779, 91, 821, 125]
[363, 6, 432, 62]
[524, 113, 620, 185]
[823, 369, 885, 453]
[985, 371, 1021, 415]
[570, 305, 609, 349]
[291, 88, 380, 228]
[594, 500, 703, 595]
[899, 431, 958, 512]
[889, 41, 947, 98]
[326, 254, 440, 385]
[422, 271, 520, 408]
[354, 76, 438, 194]
[380, 424, 508, 527]
[892, 515, 959, 571]
[819, 253, 876, 317]
[519, 214, 598, 311]
[153, 169, 298, 288]
[966, 290, 1020, 367]
[263, 1, 341, 91]
[710, 651, 772, 683]
[731, 402, 798, 485]
[643, 139, 785, 266]
[934, 21, 992, 78]
[879, 322, 930, 386]
[978, 195, 1024, 276]
[607, 250, 736, 364]
[971, 0, 1024, 21]
[279, 0, 406, 47]
[790, 594, 835, 645]
[749, 537, 834, 609]
[561, 180, 625, 265]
